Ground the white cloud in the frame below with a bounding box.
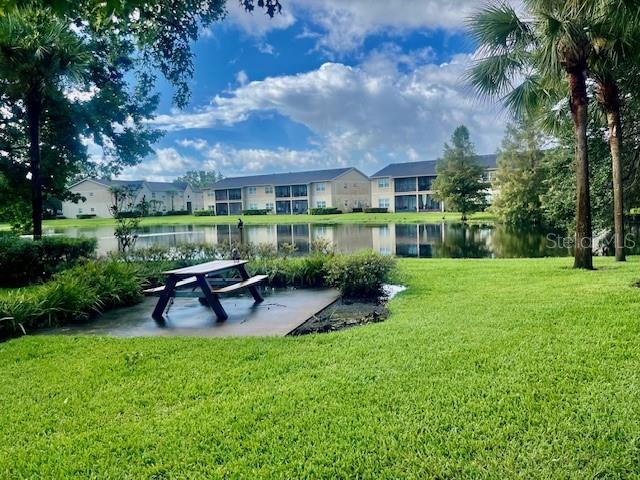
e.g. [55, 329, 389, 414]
[120, 148, 198, 181]
[228, 0, 524, 54]
[151, 50, 506, 165]
[236, 70, 249, 86]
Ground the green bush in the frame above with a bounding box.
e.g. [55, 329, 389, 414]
[116, 211, 142, 219]
[309, 207, 342, 215]
[0, 236, 97, 287]
[165, 210, 190, 216]
[76, 214, 97, 219]
[249, 254, 329, 288]
[242, 209, 269, 216]
[326, 251, 396, 298]
[363, 207, 388, 214]
[0, 260, 142, 336]
[193, 210, 216, 216]
[352, 207, 363, 213]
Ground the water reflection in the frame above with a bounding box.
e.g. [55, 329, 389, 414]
[48, 222, 581, 259]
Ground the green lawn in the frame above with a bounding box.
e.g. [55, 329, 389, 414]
[0, 211, 496, 230]
[2, 257, 640, 478]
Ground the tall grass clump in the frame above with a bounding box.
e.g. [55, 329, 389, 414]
[326, 251, 396, 298]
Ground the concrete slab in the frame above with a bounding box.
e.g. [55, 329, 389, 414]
[40, 288, 341, 338]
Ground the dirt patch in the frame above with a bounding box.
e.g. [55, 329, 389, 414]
[289, 285, 405, 335]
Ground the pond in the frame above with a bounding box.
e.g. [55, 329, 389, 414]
[42, 221, 623, 259]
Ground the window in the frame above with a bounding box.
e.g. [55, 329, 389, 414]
[378, 178, 390, 188]
[89, 192, 94, 197]
[378, 198, 390, 209]
[265, 186, 274, 194]
[248, 203, 258, 210]
[292, 200, 309, 214]
[418, 176, 435, 191]
[316, 200, 327, 208]
[151, 192, 156, 198]
[248, 187, 257, 195]
[90, 207, 95, 212]
[229, 202, 243, 215]
[78, 208, 83, 213]
[228, 189, 242, 201]
[395, 195, 417, 212]
[265, 202, 274, 211]
[215, 190, 228, 201]
[216, 203, 229, 215]
[315, 182, 326, 192]
[275, 186, 291, 198]
[291, 184, 308, 197]
[276, 200, 291, 214]
[394, 177, 417, 192]
[419, 194, 440, 211]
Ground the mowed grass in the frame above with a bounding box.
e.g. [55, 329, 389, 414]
[0, 211, 496, 231]
[2, 257, 640, 478]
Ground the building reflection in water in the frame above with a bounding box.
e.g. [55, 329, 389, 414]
[49, 222, 576, 258]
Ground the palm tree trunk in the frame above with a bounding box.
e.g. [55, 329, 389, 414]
[568, 70, 593, 269]
[598, 80, 625, 261]
[26, 92, 43, 240]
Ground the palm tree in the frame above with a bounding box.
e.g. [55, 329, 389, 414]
[588, 1, 640, 261]
[0, 7, 89, 238]
[468, 1, 610, 269]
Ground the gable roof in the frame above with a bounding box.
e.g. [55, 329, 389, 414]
[210, 167, 359, 189]
[371, 154, 498, 178]
[71, 178, 189, 192]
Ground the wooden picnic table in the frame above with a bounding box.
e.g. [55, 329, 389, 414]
[144, 260, 267, 321]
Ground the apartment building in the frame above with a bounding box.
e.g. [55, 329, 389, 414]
[204, 167, 371, 215]
[61, 178, 203, 218]
[370, 154, 498, 213]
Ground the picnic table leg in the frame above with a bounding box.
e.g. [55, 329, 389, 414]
[237, 264, 264, 303]
[152, 274, 178, 320]
[196, 275, 228, 321]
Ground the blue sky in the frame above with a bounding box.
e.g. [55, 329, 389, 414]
[120, 0, 509, 181]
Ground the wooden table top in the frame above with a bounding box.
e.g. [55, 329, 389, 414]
[163, 260, 248, 276]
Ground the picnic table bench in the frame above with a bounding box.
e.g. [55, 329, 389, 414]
[144, 260, 267, 321]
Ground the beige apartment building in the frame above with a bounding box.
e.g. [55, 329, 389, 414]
[61, 178, 203, 218]
[204, 167, 371, 215]
[370, 154, 498, 213]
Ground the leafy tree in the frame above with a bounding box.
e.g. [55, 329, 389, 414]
[176, 170, 224, 189]
[468, 1, 612, 268]
[491, 119, 547, 228]
[0, 7, 90, 238]
[432, 126, 490, 222]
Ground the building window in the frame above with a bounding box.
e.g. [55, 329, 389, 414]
[395, 195, 417, 212]
[248, 187, 257, 195]
[151, 192, 156, 198]
[89, 192, 94, 197]
[378, 198, 390, 209]
[378, 178, 390, 188]
[265, 186, 274, 194]
[275, 186, 291, 198]
[216, 203, 229, 216]
[395, 177, 417, 192]
[215, 190, 228, 201]
[315, 182, 326, 192]
[90, 207, 95, 212]
[292, 200, 309, 214]
[248, 203, 258, 210]
[419, 194, 440, 211]
[291, 184, 308, 197]
[228, 189, 242, 201]
[229, 202, 243, 215]
[265, 202, 274, 211]
[276, 200, 291, 214]
[418, 176, 435, 191]
[78, 208, 83, 213]
[316, 200, 326, 208]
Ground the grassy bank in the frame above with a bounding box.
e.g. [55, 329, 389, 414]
[0, 211, 496, 231]
[2, 257, 640, 477]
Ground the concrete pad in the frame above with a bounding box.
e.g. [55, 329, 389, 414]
[40, 288, 340, 338]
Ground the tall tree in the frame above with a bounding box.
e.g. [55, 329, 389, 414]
[491, 118, 547, 228]
[467, 1, 609, 269]
[0, 7, 90, 238]
[176, 170, 224, 189]
[432, 126, 490, 222]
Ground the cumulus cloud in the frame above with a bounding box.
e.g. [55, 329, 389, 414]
[120, 148, 198, 181]
[151, 50, 506, 165]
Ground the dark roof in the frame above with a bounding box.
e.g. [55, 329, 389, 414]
[82, 178, 189, 192]
[211, 167, 357, 189]
[371, 154, 498, 178]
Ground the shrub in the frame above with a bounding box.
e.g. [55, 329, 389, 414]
[309, 207, 342, 215]
[326, 251, 396, 298]
[352, 207, 363, 213]
[0, 236, 97, 287]
[193, 210, 216, 216]
[76, 214, 97, 219]
[249, 254, 330, 288]
[363, 207, 388, 214]
[0, 260, 142, 337]
[165, 210, 190, 216]
[242, 209, 269, 216]
[115, 211, 142, 219]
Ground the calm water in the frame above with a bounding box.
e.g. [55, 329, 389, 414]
[43, 222, 613, 259]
